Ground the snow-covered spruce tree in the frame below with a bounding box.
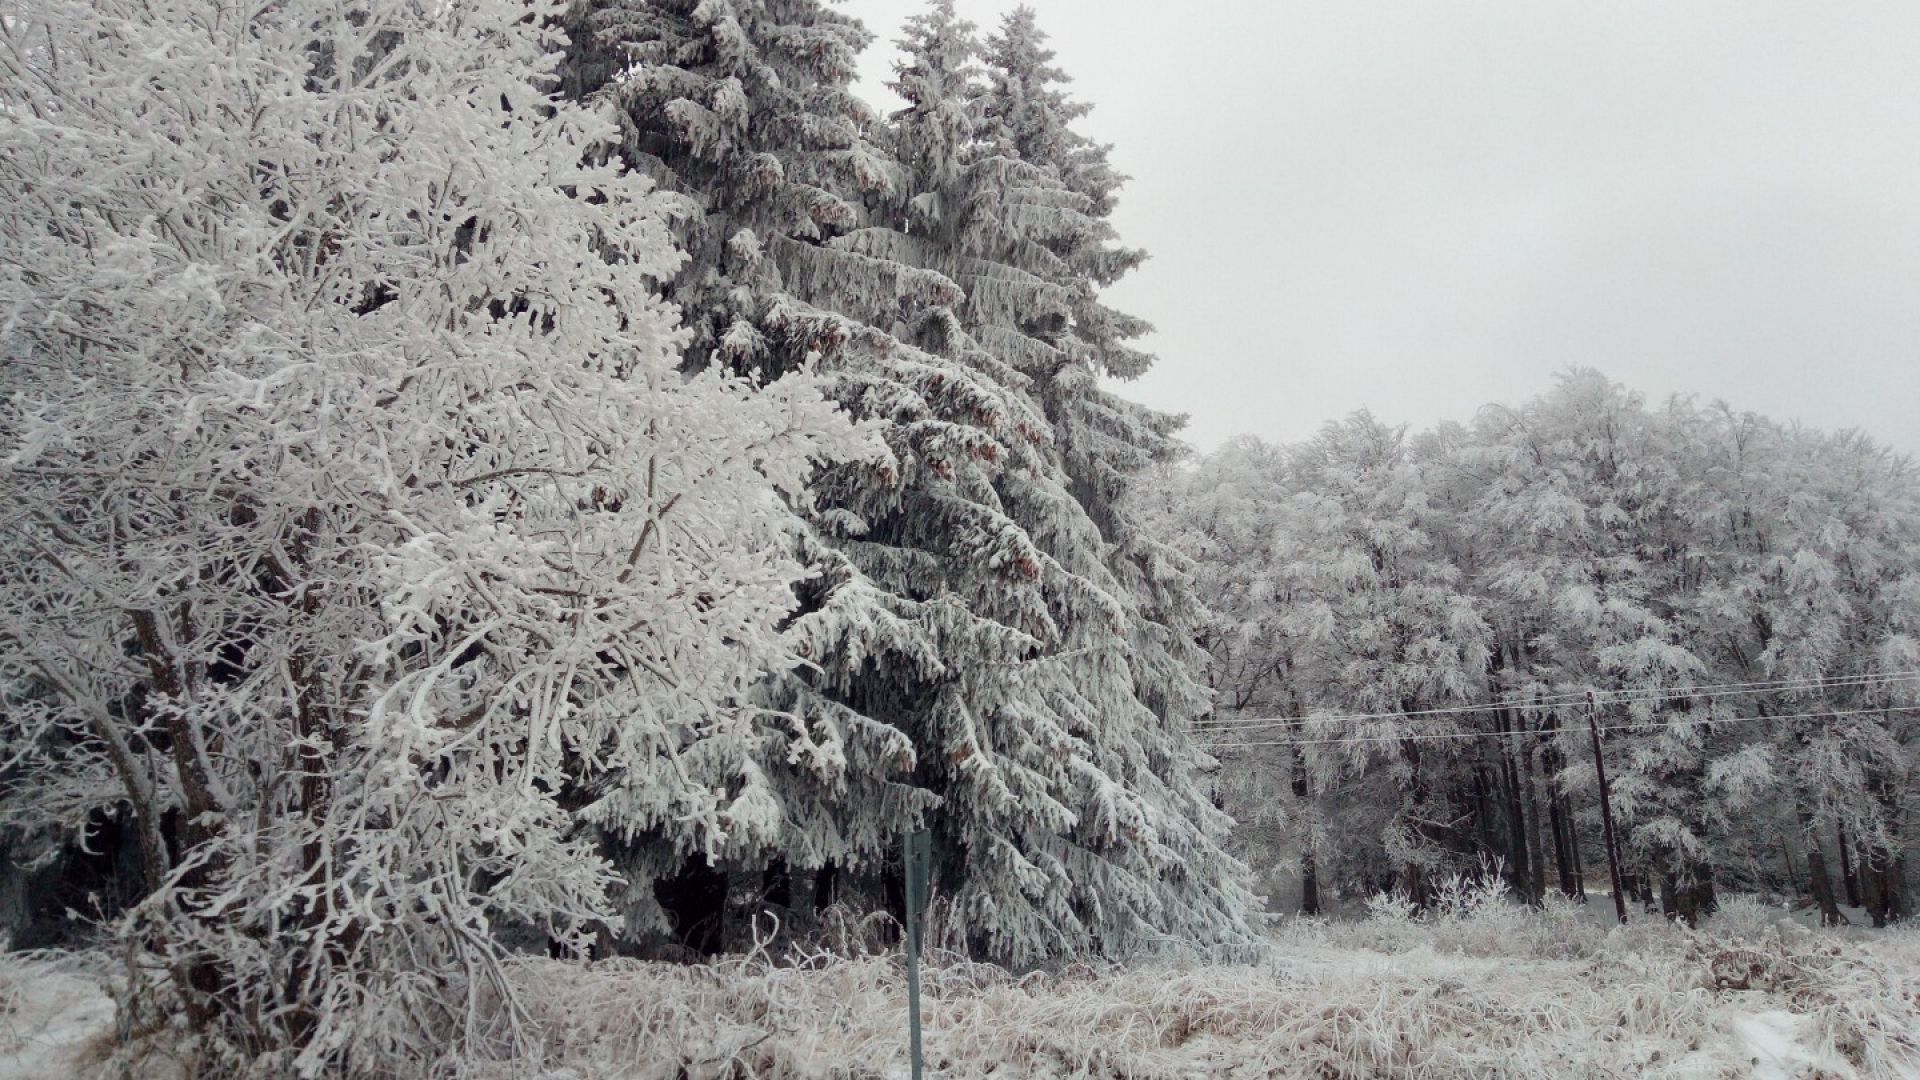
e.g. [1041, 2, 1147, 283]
[975, 5, 1161, 541]
[0, 1, 867, 1071]
[559, 0, 943, 379]
[563, 0, 1254, 963]
[558, 0, 952, 949]
[861, 1, 1253, 962]
[974, 15, 1230, 897]
[555, 0, 962, 947]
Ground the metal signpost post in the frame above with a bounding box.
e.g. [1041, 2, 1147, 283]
[902, 828, 930, 1080]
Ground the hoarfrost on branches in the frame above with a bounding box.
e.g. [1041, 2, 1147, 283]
[0, 0, 870, 1071]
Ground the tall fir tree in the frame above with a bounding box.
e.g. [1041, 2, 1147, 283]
[560, 0, 951, 946]
[975, 6, 1254, 950]
[560, 0, 1253, 962]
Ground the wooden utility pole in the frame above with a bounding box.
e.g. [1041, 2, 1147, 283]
[1585, 691, 1629, 924]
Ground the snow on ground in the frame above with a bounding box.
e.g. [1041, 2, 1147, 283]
[0, 953, 116, 1080]
[3, 897, 1916, 1078]
[509, 895, 1920, 1080]
[1731, 1010, 1854, 1080]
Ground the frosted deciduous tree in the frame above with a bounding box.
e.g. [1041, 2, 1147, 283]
[1280, 417, 1491, 904]
[1679, 414, 1920, 924]
[1157, 371, 1917, 922]
[1135, 440, 1325, 910]
[0, 0, 866, 1070]
[1463, 376, 1721, 916]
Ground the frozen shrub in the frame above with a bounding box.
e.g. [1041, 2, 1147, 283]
[1706, 893, 1795, 942]
[1364, 890, 1422, 925]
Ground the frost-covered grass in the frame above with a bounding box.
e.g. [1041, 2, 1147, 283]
[497, 895, 1919, 1080]
[8, 899, 1918, 1079]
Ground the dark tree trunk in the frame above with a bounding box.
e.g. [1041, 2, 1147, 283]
[655, 857, 729, 956]
[1398, 736, 1431, 908]
[1546, 788, 1576, 898]
[1537, 712, 1580, 899]
[1624, 871, 1654, 909]
[1471, 760, 1495, 856]
[1292, 753, 1320, 916]
[1398, 863, 1429, 909]
[1569, 810, 1588, 900]
[1836, 822, 1861, 908]
[1485, 712, 1528, 899]
[812, 861, 839, 914]
[1517, 725, 1546, 905]
[1682, 876, 1718, 925]
[1862, 846, 1906, 928]
[763, 859, 792, 910]
[1862, 761, 1910, 927]
[1299, 850, 1321, 916]
[1662, 865, 1716, 926]
[1486, 654, 1532, 900]
[1798, 808, 1842, 927]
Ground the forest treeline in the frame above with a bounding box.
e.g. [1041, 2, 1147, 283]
[0, 0, 1251, 1073]
[1143, 370, 1916, 929]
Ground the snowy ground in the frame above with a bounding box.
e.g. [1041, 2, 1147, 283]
[0, 952, 122, 1080]
[3, 896, 1916, 1079]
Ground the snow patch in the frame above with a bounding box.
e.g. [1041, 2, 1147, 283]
[1732, 1009, 1854, 1080]
[0, 960, 114, 1080]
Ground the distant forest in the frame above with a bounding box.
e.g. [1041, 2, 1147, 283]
[1146, 369, 1915, 927]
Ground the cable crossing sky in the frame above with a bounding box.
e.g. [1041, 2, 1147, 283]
[1190, 670, 1920, 736]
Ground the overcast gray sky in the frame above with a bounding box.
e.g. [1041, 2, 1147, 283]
[839, 0, 1920, 455]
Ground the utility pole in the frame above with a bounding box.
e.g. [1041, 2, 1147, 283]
[1586, 691, 1629, 925]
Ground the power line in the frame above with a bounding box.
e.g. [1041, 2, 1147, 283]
[1198, 704, 1912, 751]
[1192, 670, 1920, 730]
[1567, 669, 1920, 702]
[1189, 670, 1920, 732]
[1193, 680, 1920, 738]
